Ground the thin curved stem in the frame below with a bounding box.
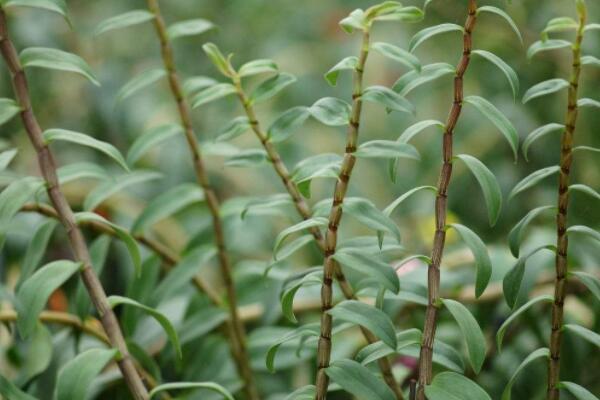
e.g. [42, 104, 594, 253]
[0, 9, 149, 399]
[547, 6, 586, 400]
[144, 2, 258, 399]
[416, 2, 477, 398]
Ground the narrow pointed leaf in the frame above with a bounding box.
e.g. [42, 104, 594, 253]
[94, 10, 154, 36]
[291, 153, 341, 198]
[58, 162, 107, 184]
[2, 0, 67, 19]
[522, 123, 564, 161]
[55, 348, 118, 400]
[362, 85, 415, 114]
[409, 23, 463, 53]
[558, 381, 600, 400]
[0, 176, 44, 248]
[191, 83, 237, 108]
[582, 55, 600, 67]
[508, 205, 556, 257]
[425, 372, 492, 400]
[472, 50, 519, 99]
[578, 98, 600, 109]
[324, 56, 358, 86]
[202, 43, 233, 77]
[384, 186, 437, 216]
[570, 184, 600, 202]
[392, 63, 455, 97]
[509, 166, 560, 199]
[356, 329, 422, 365]
[397, 119, 444, 144]
[238, 59, 278, 78]
[571, 271, 600, 302]
[0, 374, 36, 400]
[214, 116, 251, 142]
[0, 98, 20, 126]
[225, 149, 267, 167]
[333, 251, 399, 293]
[339, 9, 367, 34]
[266, 323, 320, 372]
[127, 123, 182, 165]
[149, 382, 234, 400]
[17, 219, 58, 290]
[326, 359, 396, 400]
[448, 223, 492, 298]
[280, 269, 322, 323]
[344, 197, 401, 243]
[543, 17, 578, 37]
[309, 97, 351, 126]
[167, 19, 214, 39]
[250, 73, 296, 103]
[502, 348, 550, 400]
[372, 42, 421, 71]
[356, 140, 419, 160]
[527, 39, 571, 60]
[476, 6, 522, 44]
[523, 79, 569, 103]
[497, 295, 553, 350]
[182, 76, 218, 97]
[567, 225, 600, 244]
[84, 170, 162, 211]
[273, 217, 328, 257]
[20, 47, 99, 86]
[116, 68, 166, 103]
[268, 106, 311, 143]
[0, 148, 18, 171]
[564, 324, 600, 348]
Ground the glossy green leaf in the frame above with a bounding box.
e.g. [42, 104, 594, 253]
[202, 43, 233, 77]
[476, 6, 523, 44]
[266, 323, 319, 372]
[0, 98, 20, 126]
[558, 381, 600, 400]
[448, 223, 492, 298]
[0, 372, 36, 400]
[280, 269, 322, 323]
[571, 271, 600, 302]
[384, 186, 437, 216]
[291, 153, 341, 198]
[564, 324, 600, 348]
[372, 42, 421, 71]
[409, 23, 463, 53]
[2, 0, 67, 19]
[463, 96, 518, 159]
[167, 19, 214, 39]
[344, 197, 401, 244]
[273, 217, 328, 257]
[116, 68, 165, 103]
[472, 50, 519, 99]
[268, 106, 311, 143]
[55, 348, 118, 400]
[522, 79, 569, 104]
[250, 73, 296, 103]
[497, 295, 553, 350]
[127, 123, 182, 165]
[355, 140, 419, 160]
[190, 83, 237, 108]
[326, 359, 395, 400]
[57, 162, 107, 184]
[362, 85, 415, 114]
[284, 385, 316, 400]
[333, 251, 399, 294]
[83, 170, 162, 211]
[17, 219, 58, 290]
[149, 382, 234, 400]
[20, 47, 99, 86]
[392, 63, 455, 97]
[94, 10, 154, 36]
[43, 129, 128, 171]
[324, 56, 358, 86]
[508, 205, 556, 257]
[238, 59, 278, 78]
[502, 348, 550, 400]
[132, 183, 204, 234]
[425, 371, 492, 400]
[455, 154, 502, 226]
[522, 123, 564, 161]
[567, 225, 600, 244]
[527, 39, 571, 60]
[309, 97, 351, 126]
[108, 295, 181, 358]
[441, 298, 486, 373]
[16, 260, 81, 337]
[509, 166, 560, 199]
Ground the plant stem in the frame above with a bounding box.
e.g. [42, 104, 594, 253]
[144, 2, 259, 399]
[547, 6, 586, 400]
[232, 75, 403, 399]
[0, 9, 149, 400]
[416, 1, 477, 398]
[314, 29, 371, 400]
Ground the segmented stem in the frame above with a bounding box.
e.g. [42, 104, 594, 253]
[416, 2, 477, 398]
[0, 9, 149, 400]
[145, 1, 259, 399]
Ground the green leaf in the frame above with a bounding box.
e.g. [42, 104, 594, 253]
[291, 153, 342, 198]
[83, 170, 162, 211]
[0, 176, 43, 249]
[309, 97, 351, 126]
[522, 79, 569, 104]
[238, 59, 278, 78]
[508, 205, 556, 257]
[75, 212, 141, 276]
[543, 17, 578, 38]
[355, 140, 419, 160]
[43, 129, 128, 171]
[0, 373, 37, 400]
[344, 197, 401, 244]
[527, 39, 571, 60]
[127, 123, 182, 165]
[585, 23, 600, 32]
[2, 0, 67, 19]
[190, 83, 237, 108]
[497, 295, 553, 350]
[17, 219, 58, 290]
[0, 148, 18, 171]
[21, 323, 52, 382]
[149, 382, 234, 400]
[55, 348, 118, 400]
[74, 235, 111, 319]
[509, 166, 560, 199]
[250, 73, 296, 103]
[224, 148, 267, 167]
[273, 217, 328, 258]
[571, 271, 600, 302]
[116, 68, 166, 103]
[425, 372, 492, 400]
[182, 76, 218, 97]
[455, 154, 502, 226]
[522, 123, 564, 161]
[333, 251, 399, 294]
[392, 63, 455, 97]
[564, 324, 600, 348]
[476, 6, 523, 44]
[202, 43, 234, 77]
[167, 19, 215, 39]
[57, 162, 107, 184]
[280, 269, 322, 323]
[573, 145, 600, 155]
[214, 116, 251, 142]
[448, 223, 492, 298]
[409, 23, 463, 53]
[384, 186, 437, 216]
[132, 183, 204, 234]
[503, 245, 556, 308]
[20, 47, 99, 86]
[570, 184, 600, 202]
[502, 348, 550, 400]
[356, 329, 422, 365]
[372, 42, 421, 71]
[441, 298, 486, 373]
[0, 98, 20, 126]
[108, 295, 181, 359]
[362, 85, 415, 114]
[472, 50, 519, 100]
[266, 323, 320, 372]
[326, 359, 395, 400]
[558, 381, 600, 400]
[94, 10, 154, 36]
[240, 193, 293, 219]
[16, 260, 81, 337]
[324, 56, 358, 86]
[578, 98, 600, 109]
[268, 106, 311, 143]
[284, 385, 316, 400]
[567, 225, 600, 244]
[463, 96, 518, 159]
[339, 9, 367, 34]
[397, 119, 444, 144]
[582, 55, 600, 68]
[271, 235, 315, 267]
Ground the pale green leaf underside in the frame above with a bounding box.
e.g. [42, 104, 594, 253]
[55, 348, 118, 400]
[94, 10, 154, 36]
[20, 47, 100, 86]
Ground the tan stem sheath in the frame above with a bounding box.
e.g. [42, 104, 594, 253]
[0, 9, 149, 400]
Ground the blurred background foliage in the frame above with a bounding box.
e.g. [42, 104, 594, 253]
[0, 0, 599, 399]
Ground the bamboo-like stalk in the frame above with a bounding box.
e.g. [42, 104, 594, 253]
[314, 29, 371, 400]
[547, 5, 586, 399]
[143, 2, 259, 399]
[0, 9, 149, 400]
[416, 2, 477, 398]
[231, 75, 404, 398]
